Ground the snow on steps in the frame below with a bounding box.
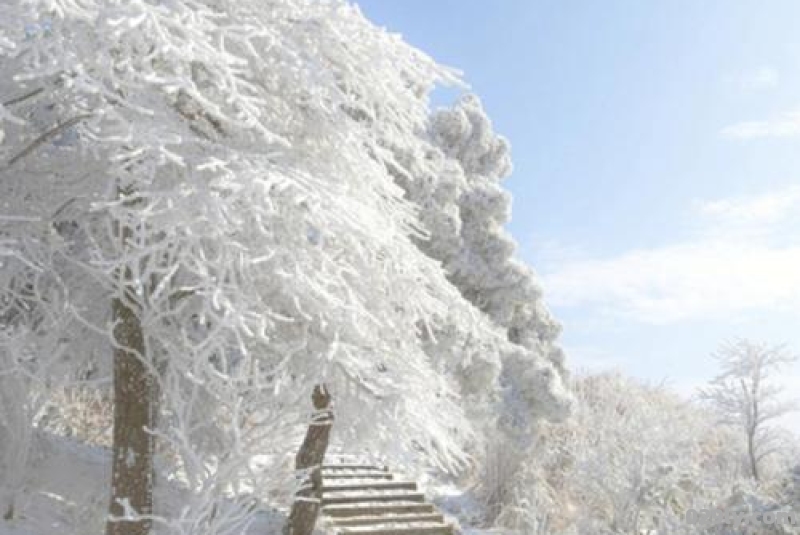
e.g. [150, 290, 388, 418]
[322, 481, 418, 492]
[324, 502, 435, 518]
[320, 459, 455, 535]
[335, 526, 454, 535]
[323, 491, 426, 506]
[322, 471, 395, 480]
[331, 512, 445, 527]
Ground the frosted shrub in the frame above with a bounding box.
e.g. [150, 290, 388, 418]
[38, 386, 113, 447]
[486, 372, 798, 535]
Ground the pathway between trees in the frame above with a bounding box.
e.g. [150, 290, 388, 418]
[319, 461, 455, 535]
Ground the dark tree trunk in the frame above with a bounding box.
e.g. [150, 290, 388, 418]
[105, 291, 157, 535]
[284, 385, 334, 535]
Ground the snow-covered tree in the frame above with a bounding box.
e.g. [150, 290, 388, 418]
[391, 94, 573, 430]
[700, 340, 799, 482]
[0, 1, 571, 533]
[381, 94, 574, 532]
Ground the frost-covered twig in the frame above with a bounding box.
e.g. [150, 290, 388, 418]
[5, 114, 91, 168]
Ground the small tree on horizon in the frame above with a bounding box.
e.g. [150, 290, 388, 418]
[700, 339, 798, 482]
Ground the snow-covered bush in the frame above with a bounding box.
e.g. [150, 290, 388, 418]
[0, 232, 79, 519]
[479, 372, 800, 535]
[38, 385, 113, 446]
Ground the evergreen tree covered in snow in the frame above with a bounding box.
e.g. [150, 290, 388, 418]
[389, 95, 573, 429]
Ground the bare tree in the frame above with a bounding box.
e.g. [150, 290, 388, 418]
[700, 340, 798, 482]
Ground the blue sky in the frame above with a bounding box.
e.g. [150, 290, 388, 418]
[356, 0, 800, 429]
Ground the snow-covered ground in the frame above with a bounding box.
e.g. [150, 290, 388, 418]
[1, 440, 503, 535]
[0, 434, 285, 535]
[0, 434, 110, 535]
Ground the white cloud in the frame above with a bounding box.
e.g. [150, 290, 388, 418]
[544, 244, 800, 324]
[721, 109, 800, 139]
[695, 186, 800, 224]
[740, 66, 779, 91]
[541, 187, 800, 325]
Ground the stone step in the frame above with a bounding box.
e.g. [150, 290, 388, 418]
[323, 481, 417, 492]
[323, 502, 435, 518]
[324, 472, 394, 480]
[334, 524, 454, 535]
[328, 512, 445, 527]
[323, 492, 425, 506]
[323, 464, 387, 471]
[319, 458, 452, 535]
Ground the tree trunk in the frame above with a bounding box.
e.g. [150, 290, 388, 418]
[749, 378, 760, 483]
[747, 428, 759, 482]
[284, 385, 334, 535]
[105, 292, 157, 535]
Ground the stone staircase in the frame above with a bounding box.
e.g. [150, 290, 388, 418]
[319, 460, 456, 535]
